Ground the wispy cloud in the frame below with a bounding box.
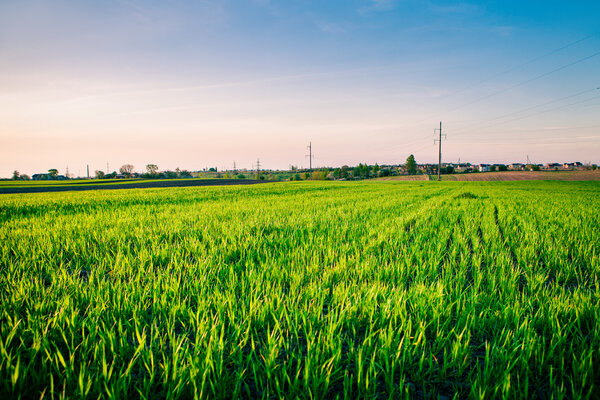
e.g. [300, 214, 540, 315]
[312, 19, 347, 34]
[489, 25, 518, 37]
[429, 2, 480, 14]
[358, 0, 400, 15]
[370, 0, 399, 11]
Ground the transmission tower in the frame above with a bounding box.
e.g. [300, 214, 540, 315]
[306, 142, 314, 171]
[434, 121, 446, 181]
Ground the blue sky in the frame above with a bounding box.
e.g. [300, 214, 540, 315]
[1, 0, 599, 176]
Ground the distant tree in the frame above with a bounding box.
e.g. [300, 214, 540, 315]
[20, 174, 31, 180]
[373, 163, 380, 175]
[361, 164, 370, 179]
[333, 168, 342, 179]
[237, 174, 246, 179]
[311, 168, 329, 180]
[12, 170, 20, 180]
[120, 164, 135, 178]
[405, 155, 417, 175]
[498, 164, 508, 172]
[442, 166, 454, 174]
[48, 169, 59, 179]
[95, 170, 105, 179]
[489, 165, 497, 172]
[146, 164, 158, 176]
[164, 170, 178, 179]
[341, 165, 350, 179]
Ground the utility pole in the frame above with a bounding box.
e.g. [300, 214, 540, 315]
[87, 164, 90, 179]
[256, 158, 261, 176]
[233, 161, 236, 172]
[434, 121, 446, 181]
[106, 162, 109, 174]
[306, 142, 313, 171]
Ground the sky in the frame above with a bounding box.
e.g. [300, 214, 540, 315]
[1, 0, 599, 177]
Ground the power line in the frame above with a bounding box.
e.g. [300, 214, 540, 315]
[450, 86, 600, 136]
[367, 85, 599, 156]
[447, 49, 600, 112]
[489, 93, 600, 127]
[480, 86, 599, 124]
[354, 43, 600, 157]
[443, 35, 593, 99]
[378, 36, 598, 148]
[452, 90, 600, 138]
[318, 38, 599, 164]
[383, 90, 599, 162]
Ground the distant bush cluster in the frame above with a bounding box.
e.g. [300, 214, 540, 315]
[11, 170, 31, 180]
[95, 165, 193, 180]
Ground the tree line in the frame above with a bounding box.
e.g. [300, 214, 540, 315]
[11, 154, 457, 181]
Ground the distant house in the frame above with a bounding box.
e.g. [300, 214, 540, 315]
[32, 173, 67, 180]
[32, 173, 49, 180]
[477, 164, 490, 172]
[563, 162, 583, 170]
[509, 163, 524, 171]
[545, 163, 561, 170]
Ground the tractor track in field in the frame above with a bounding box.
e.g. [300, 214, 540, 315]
[0, 179, 269, 194]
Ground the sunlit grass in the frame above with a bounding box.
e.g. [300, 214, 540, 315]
[1, 181, 599, 399]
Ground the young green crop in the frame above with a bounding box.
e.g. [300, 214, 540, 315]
[1, 181, 599, 399]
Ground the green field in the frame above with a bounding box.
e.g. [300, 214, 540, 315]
[1, 181, 599, 399]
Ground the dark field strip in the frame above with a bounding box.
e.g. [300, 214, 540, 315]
[0, 179, 266, 194]
[1, 181, 599, 399]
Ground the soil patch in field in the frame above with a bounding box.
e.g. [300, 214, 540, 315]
[376, 175, 430, 181]
[377, 170, 600, 182]
[443, 170, 600, 181]
[0, 179, 267, 194]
